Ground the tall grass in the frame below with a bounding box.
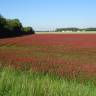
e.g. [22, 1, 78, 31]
[0, 68, 96, 96]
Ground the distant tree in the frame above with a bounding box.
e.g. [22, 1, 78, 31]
[56, 27, 96, 32]
[84, 28, 96, 31]
[56, 28, 80, 32]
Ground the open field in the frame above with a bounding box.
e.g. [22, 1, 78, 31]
[0, 34, 96, 78]
[1, 34, 96, 95]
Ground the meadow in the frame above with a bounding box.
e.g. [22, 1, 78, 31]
[0, 33, 96, 95]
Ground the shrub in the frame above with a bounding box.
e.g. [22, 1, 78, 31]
[23, 27, 35, 34]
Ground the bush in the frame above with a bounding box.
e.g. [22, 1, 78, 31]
[23, 27, 35, 34]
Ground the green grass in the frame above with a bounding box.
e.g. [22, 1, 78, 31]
[0, 68, 96, 96]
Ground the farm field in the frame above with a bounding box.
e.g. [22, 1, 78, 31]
[0, 34, 96, 78]
[1, 34, 96, 95]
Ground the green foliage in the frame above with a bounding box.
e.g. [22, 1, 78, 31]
[84, 28, 96, 31]
[0, 14, 35, 38]
[23, 27, 35, 34]
[23, 27, 34, 34]
[0, 68, 96, 96]
[23, 27, 32, 32]
[6, 19, 23, 31]
[56, 28, 96, 32]
[56, 28, 80, 32]
[0, 15, 7, 29]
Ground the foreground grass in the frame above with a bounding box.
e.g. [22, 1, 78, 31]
[0, 68, 96, 96]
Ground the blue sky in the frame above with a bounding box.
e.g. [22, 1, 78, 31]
[0, 0, 96, 31]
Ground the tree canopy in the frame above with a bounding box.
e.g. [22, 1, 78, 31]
[0, 15, 35, 38]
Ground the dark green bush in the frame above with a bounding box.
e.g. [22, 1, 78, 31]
[23, 27, 35, 34]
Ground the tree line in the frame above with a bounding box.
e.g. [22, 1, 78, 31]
[56, 28, 96, 32]
[0, 15, 35, 38]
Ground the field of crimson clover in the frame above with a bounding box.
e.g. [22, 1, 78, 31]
[0, 34, 96, 78]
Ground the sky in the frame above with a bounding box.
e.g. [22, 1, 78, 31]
[0, 0, 96, 31]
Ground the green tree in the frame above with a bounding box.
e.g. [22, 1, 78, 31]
[23, 27, 35, 34]
[0, 15, 7, 29]
[6, 19, 23, 31]
[0, 14, 35, 38]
